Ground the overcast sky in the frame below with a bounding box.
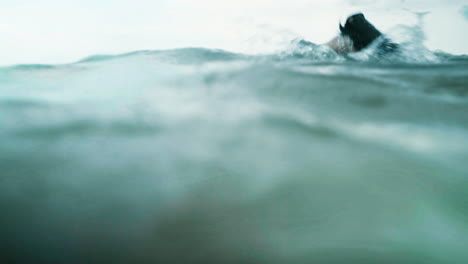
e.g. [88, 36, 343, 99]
[1, 0, 467, 65]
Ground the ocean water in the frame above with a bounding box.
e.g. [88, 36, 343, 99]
[1, 29, 468, 264]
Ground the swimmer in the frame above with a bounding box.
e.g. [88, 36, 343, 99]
[326, 13, 398, 54]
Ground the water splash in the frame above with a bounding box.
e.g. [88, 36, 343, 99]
[277, 39, 344, 62]
[274, 12, 448, 65]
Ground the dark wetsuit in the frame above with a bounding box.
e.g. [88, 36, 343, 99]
[339, 13, 398, 54]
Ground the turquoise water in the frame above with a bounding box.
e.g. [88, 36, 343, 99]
[1, 35, 468, 263]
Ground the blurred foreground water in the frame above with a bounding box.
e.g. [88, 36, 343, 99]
[1, 32, 468, 263]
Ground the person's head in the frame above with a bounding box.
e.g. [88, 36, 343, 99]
[339, 13, 382, 51]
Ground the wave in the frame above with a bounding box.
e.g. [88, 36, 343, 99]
[3, 47, 466, 77]
[77, 48, 249, 64]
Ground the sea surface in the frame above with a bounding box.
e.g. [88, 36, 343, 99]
[1, 28, 468, 263]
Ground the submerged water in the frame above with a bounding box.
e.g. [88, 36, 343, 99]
[1, 33, 468, 264]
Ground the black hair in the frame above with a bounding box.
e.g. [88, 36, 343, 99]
[339, 13, 382, 51]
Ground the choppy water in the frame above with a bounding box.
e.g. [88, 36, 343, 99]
[1, 32, 468, 264]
